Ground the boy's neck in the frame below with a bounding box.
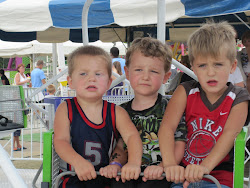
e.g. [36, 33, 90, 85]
[132, 93, 159, 111]
[204, 86, 228, 105]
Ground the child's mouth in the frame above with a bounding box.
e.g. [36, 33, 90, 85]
[207, 80, 217, 86]
[87, 85, 97, 89]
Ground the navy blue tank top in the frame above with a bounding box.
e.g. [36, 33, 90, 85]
[63, 97, 117, 171]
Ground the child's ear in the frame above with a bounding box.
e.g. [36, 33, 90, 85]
[163, 71, 172, 84]
[124, 66, 129, 80]
[230, 59, 237, 74]
[67, 75, 74, 89]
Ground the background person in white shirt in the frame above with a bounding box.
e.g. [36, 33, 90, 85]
[228, 66, 244, 87]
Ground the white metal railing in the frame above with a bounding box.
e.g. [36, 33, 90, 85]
[23, 88, 46, 102]
[1, 88, 54, 160]
[109, 85, 134, 96]
[2, 103, 54, 161]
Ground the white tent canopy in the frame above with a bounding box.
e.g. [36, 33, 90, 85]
[0, 40, 127, 58]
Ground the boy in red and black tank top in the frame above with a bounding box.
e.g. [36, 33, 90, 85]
[159, 22, 250, 188]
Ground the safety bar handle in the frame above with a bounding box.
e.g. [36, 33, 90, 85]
[53, 171, 221, 188]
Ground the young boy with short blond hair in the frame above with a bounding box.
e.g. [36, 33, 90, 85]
[159, 21, 250, 188]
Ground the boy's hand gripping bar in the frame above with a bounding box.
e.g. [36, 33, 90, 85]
[54, 171, 222, 188]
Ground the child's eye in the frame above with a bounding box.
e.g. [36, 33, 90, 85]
[151, 70, 159, 73]
[215, 63, 223, 67]
[135, 69, 142, 72]
[198, 64, 206, 68]
[80, 73, 86, 76]
[96, 73, 101, 76]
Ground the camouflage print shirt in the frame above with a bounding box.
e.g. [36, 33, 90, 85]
[120, 93, 187, 167]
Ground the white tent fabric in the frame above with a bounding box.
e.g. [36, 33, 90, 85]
[0, 40, 127, 57]
[0, 0, 249, 42]
[0, 0, 249, 31]
[0, 0, 184, 32]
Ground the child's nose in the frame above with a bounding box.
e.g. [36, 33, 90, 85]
[88, 73, 96, 81]
[207, 66, 216, 76]
[142, 71, 149, 80]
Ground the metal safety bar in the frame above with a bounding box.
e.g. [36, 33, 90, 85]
[54, 171, 222, 188]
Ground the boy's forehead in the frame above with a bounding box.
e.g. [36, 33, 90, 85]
[131, 50, 163, 62]
[194, 53, 229, 63]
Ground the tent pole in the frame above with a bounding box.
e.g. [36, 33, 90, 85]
[157, 0, 166, 43]
[82, 0, 94, 45]
[52, 43, 57, 79]
[233, 14, 250, 29]
[157, 0, 166, 94]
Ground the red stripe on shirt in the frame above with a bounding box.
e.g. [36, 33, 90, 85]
[62, 177, 70, 188]
[66, 99, 73, 124]
[111, 103, 117, 138]
[73, 97, 106, 129]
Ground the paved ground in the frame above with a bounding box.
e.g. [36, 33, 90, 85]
[0, 138, 42, 168]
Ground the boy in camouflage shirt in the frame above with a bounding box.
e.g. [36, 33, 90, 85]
[100, 37, 187, 188]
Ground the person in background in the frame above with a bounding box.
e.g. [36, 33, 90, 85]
[110, 47, 126, 74]
[106, 61, 123, 95]
[13, 63, 31, 151]
[31, 60, 46, 102]
[44, 84, 56, 129]
[14, 63, 31, 87]
[179, 55, 194, 84]
[0, 69, 10, 85]
[159, 21, 250, 188]
[228, 66, 245, 87]
[238, 30, 250, 92]
[31, 60, 46, 88]
[45, 84, 56, 98]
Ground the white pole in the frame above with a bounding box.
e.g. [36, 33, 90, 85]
[157, 0, 166, 94]
[0, 144, 27, 188]
[157, 0, 166, 43]
[82, 0, 94, 45]
[172, 58, 197, 80]
[110, 73, 130, 89]
[52, 43, 57, 78]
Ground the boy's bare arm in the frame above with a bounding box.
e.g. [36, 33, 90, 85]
[159, 85, 187, 167]
[99, 138, 127, 179]
[115, 106, 142, 182]
[110, 138, 128, 165]
[53, 102, 96, 181]
[158, 85, 187, 183]
[116, 106, 142, 164]
[175, 141, 186, 164]
[185, 101, 248, 183]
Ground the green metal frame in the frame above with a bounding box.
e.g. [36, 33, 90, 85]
[43, 129, 53, 188]
[19, 85, 27, 128]
[42, 127, 248, 188]
[234, 127, 248, 187]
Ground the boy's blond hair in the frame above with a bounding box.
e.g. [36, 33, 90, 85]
[47, 84, 56, 94]
[188, 21, 236, 64]
[67, 45, 112, 77]
[126, 37, 172, 72]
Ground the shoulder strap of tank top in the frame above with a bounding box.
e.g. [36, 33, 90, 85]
[65, 98, 73, 124]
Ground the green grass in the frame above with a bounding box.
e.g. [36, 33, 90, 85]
[1, 133, 42, 143]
